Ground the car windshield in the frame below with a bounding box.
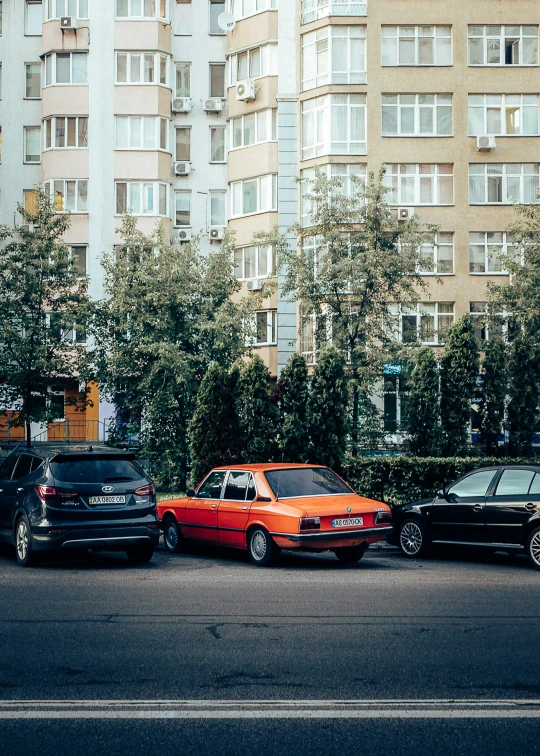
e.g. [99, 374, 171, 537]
[50, 457, 145, 484]
[264, 468, 353, 498]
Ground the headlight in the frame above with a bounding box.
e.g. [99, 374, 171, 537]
[299, 517, 320, 531]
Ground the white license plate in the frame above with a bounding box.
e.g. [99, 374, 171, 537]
[332, 517, 363, 528]
[88, 495, 126, 506]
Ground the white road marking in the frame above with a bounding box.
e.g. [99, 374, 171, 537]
[0, 700, 539, 719]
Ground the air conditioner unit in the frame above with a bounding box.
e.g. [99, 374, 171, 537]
[174, 161, 191, 176]
[203, 98, 223, 114]
[60, 16, 78, 29]
[477, 135, 496, 152]
[172, 97, 191, 114]
[178, 228, 192, 242]
[236, 79, 256, 102]
[246, 278, 263, 292]
[209, 227, 225, 241]
[20, 224, 38, 233]
[397, 207, 415, 222]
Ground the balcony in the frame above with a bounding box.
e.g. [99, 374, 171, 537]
[301, 0, 367, 25]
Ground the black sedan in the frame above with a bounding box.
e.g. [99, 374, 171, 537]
[390, 465, 540, 570]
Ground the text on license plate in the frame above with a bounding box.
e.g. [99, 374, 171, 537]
[332, 517, 363, 528]
[88, 495, 126, 506]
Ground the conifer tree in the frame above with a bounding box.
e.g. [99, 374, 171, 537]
[480, 339, 507, 455]
[237, 355, 279, 463]
[507, 335, 539, 456]
[308, 346, 349, 470]
[406, 347, 441, 456]
[278, 353, 311, 462]
[440, 314, 480, 456]
[188, 364, 243, 485]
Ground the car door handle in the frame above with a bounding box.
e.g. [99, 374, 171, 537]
[17, 488, 24, 493]
[211, 503, 218, 509]
[473, 504, 483, 512]
[526, 503, 536, 511]
[242, 506, 248, 511]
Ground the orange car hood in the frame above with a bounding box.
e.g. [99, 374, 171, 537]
[282, 493, 387, 517]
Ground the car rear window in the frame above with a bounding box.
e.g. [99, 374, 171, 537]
[50, 457, 146, 484]
[264, 468, 353, 498]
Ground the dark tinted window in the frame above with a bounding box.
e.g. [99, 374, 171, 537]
[264, 468, 352, 498]
[12, 455, 34, 480]
[50, 457, 145, 484]
[223, 471, 250, 501]
[197, 471, 226, 499]
[448, 470, 497, 498]
[0, 455, 19, 481]
[495, 469, 535, 496]
[30, 457, 44, 473]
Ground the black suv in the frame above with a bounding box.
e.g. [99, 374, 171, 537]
[0, 447, 160, 566]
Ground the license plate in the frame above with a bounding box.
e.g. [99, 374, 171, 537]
[332, 517, 363, 528]
[88, 495, 126, 506]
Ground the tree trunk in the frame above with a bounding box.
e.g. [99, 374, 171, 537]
[26, 421, 32, 448]
[351, 382, 359, 457]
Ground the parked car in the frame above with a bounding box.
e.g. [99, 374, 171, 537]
[0, 447, 160, 566]
[390, 465, 540, 570]
[158, 464, 393, 566]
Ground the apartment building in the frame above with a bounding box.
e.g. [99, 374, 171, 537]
[1, 0, 539, 442]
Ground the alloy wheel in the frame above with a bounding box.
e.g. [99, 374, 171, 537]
[251, 530, 267, 561]
[16, 520, 29, 562]
[400, 521, 423, 556]
[165, 522, 178, 550]
[530, 530, 540, 568]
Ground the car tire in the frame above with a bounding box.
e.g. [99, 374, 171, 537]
[15, 514, 38, 567]
[334, 544, 367, 564]
[163, 517, 183, 554]
[247, 527, 278, 567]
[526, 526, 540, 571]
[398, 518, 430, 558]
[126, 541, 154, 564]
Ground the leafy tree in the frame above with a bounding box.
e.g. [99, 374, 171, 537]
[188, 364, 243, 485]
[258, 168, 438, 455]
[439, 314, 480, 456]
[278, 353, 311, 462]
[90, 218, 252, 486]
[406, 346, 442, 456]
[480, 339, 507, 455]
[236, 355, 279, 463]
[507, 335, 539, 456]
[308, 346, 348, 470]
[0, 186, 90, 446]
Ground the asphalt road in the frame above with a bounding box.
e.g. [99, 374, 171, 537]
[0, 539, 539, 756]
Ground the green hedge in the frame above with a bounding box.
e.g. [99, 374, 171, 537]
[343, 456, 538, 508]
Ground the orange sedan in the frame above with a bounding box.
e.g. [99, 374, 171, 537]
[158, 464, 392, 566]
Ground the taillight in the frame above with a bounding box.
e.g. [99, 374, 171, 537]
[35, 485, 78, 504]
[135, 483, 156, 497]
[299, 517, 320, 531]
[374, 510, 392, 525]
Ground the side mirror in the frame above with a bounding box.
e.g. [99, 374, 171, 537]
[185, 489, 195, 498]
[437, 489, 448, 501]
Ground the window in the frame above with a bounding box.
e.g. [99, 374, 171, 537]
[25, 63, 41, 98]
[174, 190, 191, 226]
[175, 127, 190, 160]
[229, 43, 278, 85]
[223, 470, 255, 501]
[116, 52, 169, 86]
[469, 232, 517, 274]
[231, 175, 277, 218]
[210, 191, 226, 227]
[70, 245, 87, 275]
[495, 469, 536, 496]
[25, 1, 42, 36]
[234, 245, 275, 279]
[382, 26, 452, 66]
[389, 302, 454, 345]
[418, 233, 454, 274]
[44, 116, 88, 149]
[252, 311, 277, 346]
[175, 0, 192, 34]
[468, 94, 539, 137]
[209, 63, 225, 98]
[302, 26, 366, 91]
[115, 116, 169, 150]
[197, 470, 226, 498]
[231, 109, 277, 150]
[209, 0, 225, 34]
[383, 373, 409, 433]
[175, 62, 190, 97]
[210, 126, 225, 162]
[24, 189, 38, 214]
[469, 302, 504, 343]
[447, 470, 497, 498]
[301, 0, 366, 25]
[382, 94, 452, 137]
[229, 0, 276, 21]
[46, 0, 89, 18]
[383, 164, 453, 205]
[44, 52, 88, 85]
[44, 179, 88, 213]
[116, 182, 168, 216]
[301, 164, 366, 226]
[24, 127, 41, 163]
[302, 95, 366, 159]
[469, 163, 540, 204]
[116, 0, 167, 19]
[468, 25, 538, 66]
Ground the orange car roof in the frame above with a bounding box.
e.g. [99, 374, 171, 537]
[211, 463, 326, 472]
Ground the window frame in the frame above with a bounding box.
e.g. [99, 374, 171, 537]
[228, 0, 277, 22]
[390, 302, 455, 346]
[23, 126, 42, 164]
[383, 163, 454, 206]
[209, 0, 225, 35]
[230, 109, 277, 151]
[229, 43, 278, 86]
[381, 25, 452, 67]
[210, 126, 226, 163]
[115, 51, 170, 86]
[230, 174, 278, 219]
[468, 93, 539, 137]
[417, 232, 455, 276]
[468, 231, 517, 275]
[301, 94, 367, 160]
[234, 244, 275, 280]
[467, 25, 539, 67]
[115, 181, 169, 217]
[301, 25, 367, 91]
[209, 190, 226, 228]
[25, 1, 43, 37]
[301, 0, 367, 26]
[46, 0, 89, 19]
[43, 52, 88, 86]
[251, 310, 277, 347]
[174, 189, 191, 227]
[469, 163, 540, 205]
[115, 0, 168, 20]
[115, 115, 169, 151]
[43, 179, 89, 213]
[25, 62, 42, 99]
[382, 93, 453, 137]
[43, 116, 89, 150]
